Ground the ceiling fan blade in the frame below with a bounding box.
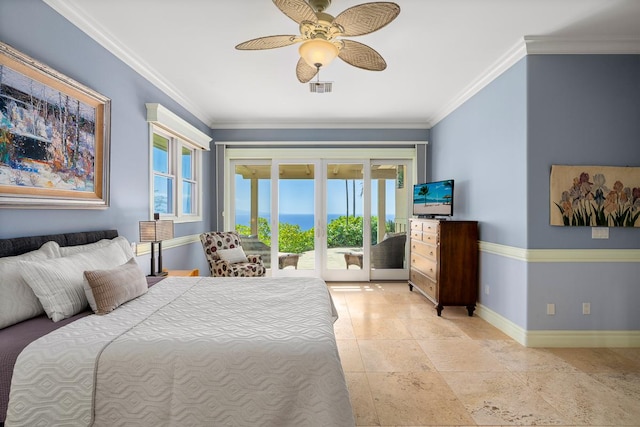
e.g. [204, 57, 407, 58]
[338, 39, 387, 71]
[296, 58, 318, 83]
[273, 0, 318, 25]
[333, 2, 400, 37]
[235, 35, 299, 50]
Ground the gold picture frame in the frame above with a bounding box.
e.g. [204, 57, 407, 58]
[0, 41, 110, 209]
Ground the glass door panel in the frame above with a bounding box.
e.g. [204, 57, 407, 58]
[233, 163, 272, 269]
[324, 163, 367, 280]
[370, 163, 410, 280]
[276, 163, 316, 273]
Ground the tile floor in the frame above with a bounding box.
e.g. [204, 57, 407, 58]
[328, 281, 640, 427]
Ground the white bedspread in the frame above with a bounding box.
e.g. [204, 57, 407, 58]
[6, 277, 354, 426]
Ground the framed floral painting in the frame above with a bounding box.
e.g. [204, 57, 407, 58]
[0, 41, 111, 209]
[550, 165, 640, 227]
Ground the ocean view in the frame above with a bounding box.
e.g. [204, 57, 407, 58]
[236, 213, 393, 231]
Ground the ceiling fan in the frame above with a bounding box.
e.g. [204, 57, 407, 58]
[235, 0, 400, 83]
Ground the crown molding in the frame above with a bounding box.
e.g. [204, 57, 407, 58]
[428, 35, 640, 127]
[524, 35, 640, 54]
[427, 38, 528, 127]
[43, 0, 216, 127]
[209, 120, 430, 130]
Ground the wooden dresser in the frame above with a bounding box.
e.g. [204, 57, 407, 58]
[408, 218, 479, 316]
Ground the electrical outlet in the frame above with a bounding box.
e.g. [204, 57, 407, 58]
[484, 285, 490, 295]
[547, 303, 555, 315]
[582, 302, 591, 315]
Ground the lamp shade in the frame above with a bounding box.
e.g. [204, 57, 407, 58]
[299, 39, 339, 68]
[139, 219, 174, 242]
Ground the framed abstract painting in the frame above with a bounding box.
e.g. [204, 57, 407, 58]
[0, 41, 111, 209]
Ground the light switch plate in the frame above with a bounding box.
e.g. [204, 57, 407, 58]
[591, 227, 609, 239]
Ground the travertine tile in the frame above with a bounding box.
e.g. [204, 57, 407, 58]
[345, 372, 380, 426]
[449, 317, 513, 340]
[333, 314, 356, 340]
[513, 371, 640, 425]
[358, 340, 435, 372]
[442, 371, 568, 425]
[590, 371, 640, 401]
[328, 283, 639, 426]
[547, 348, 640, 373]
[351, 318, 413, 340]
[480, 340, 579, 372]
[400, 317, 468, 340]
[337, 339, 365, 372]
[611, 347, 640, 365]
[367, 372, 475, 426]
[418, 339, 508, 372]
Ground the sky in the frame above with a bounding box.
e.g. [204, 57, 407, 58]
[235, 176, 397, 215]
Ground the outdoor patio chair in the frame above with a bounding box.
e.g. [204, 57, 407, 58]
[371, 232, 407, 269]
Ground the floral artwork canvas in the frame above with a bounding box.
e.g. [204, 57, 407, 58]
[550, 165, 640, 227]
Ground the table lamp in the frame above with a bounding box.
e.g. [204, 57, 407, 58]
[139, 213, 174, 276]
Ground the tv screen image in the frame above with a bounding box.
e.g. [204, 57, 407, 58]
[413, 179, 454, 217]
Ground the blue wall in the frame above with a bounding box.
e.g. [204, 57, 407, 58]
[525, 55, 640, 331]
[0, 0, 213, 274]
[430, 59, 528, 248]
[527, 55, 640, 250]
[431, 53, 640, 335]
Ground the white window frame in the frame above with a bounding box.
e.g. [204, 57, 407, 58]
[146, 103, 211, 223]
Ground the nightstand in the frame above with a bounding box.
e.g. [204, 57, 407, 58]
[163, 269, 199, 277]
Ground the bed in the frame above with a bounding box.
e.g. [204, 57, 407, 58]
[0, 231, 354, 427]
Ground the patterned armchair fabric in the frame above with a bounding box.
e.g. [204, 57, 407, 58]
[199, 231, 266, 277]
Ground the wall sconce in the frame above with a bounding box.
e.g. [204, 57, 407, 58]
[139, 213, 174, 276]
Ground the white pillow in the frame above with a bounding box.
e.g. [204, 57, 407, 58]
[217, 247, 248, 264]
[20, 242, 129, 322]
[0, 241, 60, 329]
[59, 236, 134, 260]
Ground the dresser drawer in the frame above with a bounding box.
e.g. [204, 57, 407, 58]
[411, 239, 437, 260]
[422, 221, 439, 234]
[410, 269, 437, 300]
[421, 232, 438, 245]
[411, 254, 437, 280]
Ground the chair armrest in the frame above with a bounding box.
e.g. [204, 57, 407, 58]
[246, 254, 263, 264]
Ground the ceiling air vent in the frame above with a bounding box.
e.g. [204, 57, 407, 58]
[310, 81, 332, 93]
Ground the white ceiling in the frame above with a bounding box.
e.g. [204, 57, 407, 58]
[45, 0, 640, 129]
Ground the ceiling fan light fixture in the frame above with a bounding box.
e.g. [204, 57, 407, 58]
[298, 39, 339, 68]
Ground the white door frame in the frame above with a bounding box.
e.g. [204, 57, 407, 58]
[224, 146, 418, 282]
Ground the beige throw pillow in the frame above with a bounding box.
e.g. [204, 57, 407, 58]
[84, 258, 147, 315]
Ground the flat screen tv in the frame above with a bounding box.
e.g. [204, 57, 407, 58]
[413, 179, 454, 217]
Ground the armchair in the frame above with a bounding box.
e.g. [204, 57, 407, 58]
[371, 233, 407, 269]
[199, 231, 266, 277]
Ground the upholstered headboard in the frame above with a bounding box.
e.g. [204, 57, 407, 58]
[0, 230, 118, 258]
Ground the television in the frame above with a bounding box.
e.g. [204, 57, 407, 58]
[413, 179, 454, 217]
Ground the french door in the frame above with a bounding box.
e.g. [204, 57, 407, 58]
[228, 151, 413, 282]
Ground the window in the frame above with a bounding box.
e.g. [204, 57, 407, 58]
[147, 103, 210, 222]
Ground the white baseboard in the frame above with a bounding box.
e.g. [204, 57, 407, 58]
[475, 304, 640, 347]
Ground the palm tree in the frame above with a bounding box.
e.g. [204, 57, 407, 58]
[418, 185, 430, 205]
